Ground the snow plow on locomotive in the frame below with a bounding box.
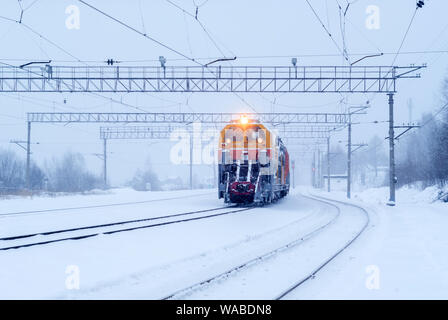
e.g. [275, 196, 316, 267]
[218, 116, 290, 204]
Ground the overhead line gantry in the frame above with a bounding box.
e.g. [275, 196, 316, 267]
[0, 65, 424, 93]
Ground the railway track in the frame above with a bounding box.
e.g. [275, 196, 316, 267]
[0, 205, 253, 251]
[161, 194, 342, 299]
[161, 194, 369, 300]
[0, 192, 215, 218]
[275, 194, 370, 299]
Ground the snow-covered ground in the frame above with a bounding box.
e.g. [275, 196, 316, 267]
[289, 185, 448, 299]
[0, 187, 329, 299]
[0, 185, 447, 299]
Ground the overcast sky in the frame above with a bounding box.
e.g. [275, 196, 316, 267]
[0, 0, 447, 186]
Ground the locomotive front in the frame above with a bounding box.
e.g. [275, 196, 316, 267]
[218, 116, 290, 204]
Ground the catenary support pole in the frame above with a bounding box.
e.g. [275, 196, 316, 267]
[190, 131, 193, 190]
[292, 160, 295, 189]
[327, 137, 331, 192]
[388, 93, 396, 206]
[103, 138, 107, 189]
[312, 152, 316, 188]
[317, 149, 321, 188]
[26, 121, 31, 189]
[347, 113, 352, 199]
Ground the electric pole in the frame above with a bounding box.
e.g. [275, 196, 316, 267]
[189, 131, 193, 190]
[346, 104, 369, 199]
[312, 152, 316, 188]
[317, 149, 321, 188]
[327, 137, 331, 192]
[347, 113, 352, 199]
[103, 138, 108, 189]
[387, 93, 395, 206]
[26, 121, 31, 189]
[292, 160, 295, 189]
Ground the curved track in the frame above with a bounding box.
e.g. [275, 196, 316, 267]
[161, 193, 369, 300]
[275, 194, 370, 299]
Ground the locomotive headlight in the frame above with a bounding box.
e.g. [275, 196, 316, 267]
[257, 137, 263, 143]
[225, 138, 231, 144]
[239, 115, 248, 125]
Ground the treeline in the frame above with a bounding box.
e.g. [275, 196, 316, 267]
[394, 77, 448, 188]
[396, 111, 448, 188]
[0, 150, 102, 194]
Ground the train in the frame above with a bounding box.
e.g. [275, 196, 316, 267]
[218, 116, 290, 204]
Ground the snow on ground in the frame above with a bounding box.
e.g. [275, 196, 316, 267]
[0, 187, 328, 299]
[286, 185, 448, 299]
[0, 185, 447, 299]
[0, 188, 215, 237]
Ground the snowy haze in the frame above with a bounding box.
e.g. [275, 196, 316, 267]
[0, 0, 447, 185]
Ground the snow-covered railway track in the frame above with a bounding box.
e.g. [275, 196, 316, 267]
[275, 194, 370, 299]
[0, 206, 253, 251]
[0, 192, 215, 218]
[161, 195, 343, 300]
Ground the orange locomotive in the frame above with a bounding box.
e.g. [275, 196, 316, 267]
[218, 116, 290, 204]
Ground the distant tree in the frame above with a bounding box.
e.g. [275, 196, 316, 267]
[129, 157, 161, 191]
[0, 149, 45, 192]
[29, 163, 46, 190]
[395, 74, 448, 188]
[0, 149, 24, 189]
[46, 152, 101, 192]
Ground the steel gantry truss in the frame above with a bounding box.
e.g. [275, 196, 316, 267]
[100, 125, 180, 140]
[99, 125, 338, 140]
[0, 65, 424, 93]
[27, 112, 349, 125]
[25, 111, 347, 189]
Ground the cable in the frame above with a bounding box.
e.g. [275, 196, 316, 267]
[1, 50, 446, 65]
[78, 0, 199, 65]
[78, 0, 259, 113]
[335, 0, 350, 64]
[421, 101, 448, 128]
[304, 0, 348, 62]
[390, 8, 418, 68]
[367, 5, 422, 108]
[0, 13, 193, 114]
[23, 0, 40, 12]
[138, 0, 147, 36]
[163, 0, 259, 113]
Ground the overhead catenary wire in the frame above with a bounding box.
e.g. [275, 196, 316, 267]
[0, 12, 194, 114]
[367, 5, 422, 106]
[304, 0, 348, 63]
[78, 0, 199, 65]
[1, 50, 447, 65]
[78, 0, 259, 113]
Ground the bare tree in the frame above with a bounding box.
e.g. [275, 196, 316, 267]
[46, 152, 101, 192]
